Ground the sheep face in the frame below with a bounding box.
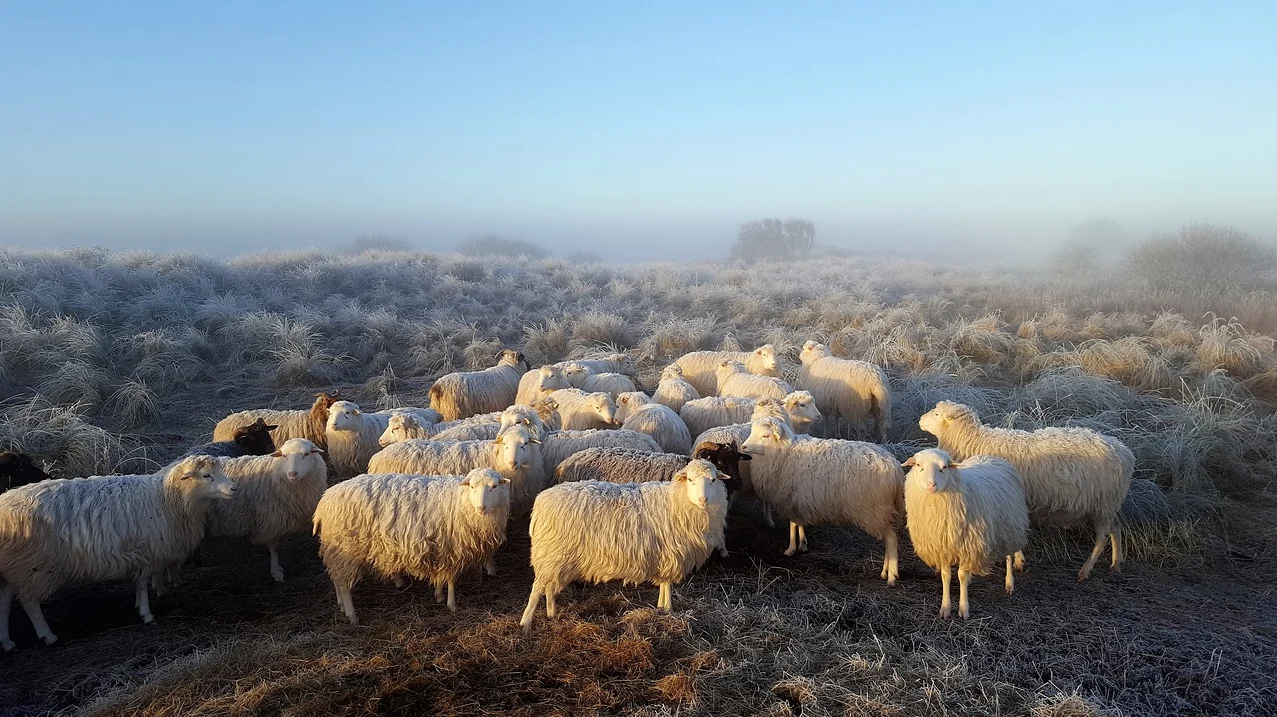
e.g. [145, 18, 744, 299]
[379, 413, 417, 447]
[538, 366, 570, 392]
[273, 438, 326, 482]
[692, 441, 749, 487]
[660, 364, 684, 381]
[562, 363, 590, 387]
[233, 418, 278, 455]
[327, 401, 365, 432]
[495, 426, 538, 471]
[610, 353, 639, 376]
[740, 417, 796, 457]
[799, 341, 831, 366]
[715, 360, 746, 381]
[784, 391, 822, 428]
[615, 392, 650, 422]
[462, 468, 511, 516]
[675, 459, 724, 509]
[501, 406, 545, 436]
[902, 449, 958, 494]
[171, 456, 237, 501]
[918, 401, 970, 437]
[753, 345, 780, 373]
[590, 393, 618, 425]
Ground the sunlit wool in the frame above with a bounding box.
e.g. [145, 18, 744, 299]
[671, 344, 781, 396]
[682, 392, 820, 439]
[798, 341, 893, 442]
[578, 372, 638, 398]
[547, 389, 618, 430]
[539, 428, 662, 476]
[325, 401, 441, 479]
[692, 398, 807, 526]
[556, 353, 639, 386]
[652, 364, 700, 414]
[715, 360, 794, 401]
[429, 405, 548, 442]
[919, 400, 1135, 580]
[428, 349, 529, 422]
[213, 391, 339, 450]
[515, 364, 572, 406]
[616, 392, 692, 455]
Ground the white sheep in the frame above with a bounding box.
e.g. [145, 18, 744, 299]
[539, 429, 662, 476]
[615, 392, 693, 455]
[213, 391, 340, 449]
[652, 364, 700, 414]
[377, 412, 436, 446]
[520, 459, 728, 631]
[313, 468, 510, 624]
[430, 405, 549, 442]
[680, 392, 821, 439]
[553, 447, 689, 485]
[429, 349, 530, 422]
[691, 397, 798, 525]
[558, 353, 638, 384]
[919, 400, 1135, 580]
[671, 345, 781, 396]
[902, 449, 1030, 619]
[0, 456, 236, 650]
[547, 389, 618, 430]
[326, 401, 440, 479]
[716, 360, 794, 401]
[798, 341, 892, 441]
[206, 438, 329, 582]
[740, 417, 904, 584]
[366, 425, 545, 517]
[578, 372, 638, 397]
[516, 365, 572, 406]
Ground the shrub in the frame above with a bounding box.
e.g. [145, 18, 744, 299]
[456, 234, 549, 259]
[1125, 224, 1276, 299]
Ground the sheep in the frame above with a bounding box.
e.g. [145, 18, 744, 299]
[558, 353, 638, 383]
[680, 392, 820, 438]
[548, 389, 618, 430]
[578, 372, 638, 397]
[325, 401, 441, 478]
[615, 392, 693, 455]
[429, 349, 530, 422]
[366, 425, 545, 517]
[539, 429, 662, 476]
[205, 438, 329, 582]
[740, 417, 904, 585]
[671, 345, 781, 396]
[213, 391, 340, 449]
[716, 360, 794, 401]
[918, 400, 1135, 580]
[902, 449, 1030, 619]
[0, 452, 50, 493]
[652, 364, 700, 414]
[691, 397, 799, 526]
[182, 418, 277, 459]
[377, 412, 437, 446]
[520, 459, 728, 632]
[515, 365, 571, 406]
[798, 341, 892, 441]
[313, 468, 510, 624]
[429, 405, 549, 442]
[0, 456, 236, 650]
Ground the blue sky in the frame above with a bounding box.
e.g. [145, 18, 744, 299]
[2, 1, 1275, 261]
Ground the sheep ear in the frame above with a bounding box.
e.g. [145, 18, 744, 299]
[946, 461, 958, 469]
[314, 447, 326, 455]
[674, 470, 688, 482]
[498, 477, 511, 485]
[738, 453, 751, 462]
[530, 437, 541, 444]
[265, 424, 279, 431]
[901, 457, 917, 468]
[271, 450, 284, 457]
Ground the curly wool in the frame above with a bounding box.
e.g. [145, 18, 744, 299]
[429, 350, 528, 422]
[691, 398, 793, 495]
[556, 353, 638, 382]
[716, 361, 794, 401]
[798, 342, 892, 441]
[554, 447, 689, 485]
[548, 389, 618, 430]
[679, 396, 761, 438]
[578, 372, 638, 397]
[616, 393, 692, 455]
[326, 402, 440, 479]
[430, 405, 548, 443]
[516, 365, 572, 406]
[213, 392, 337, 449]
[653, 365, 700, 414]
[540, 429, 662, 476]
[671, 346, 781, 396]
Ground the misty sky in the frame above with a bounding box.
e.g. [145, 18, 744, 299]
[2, 2, 1275, 263]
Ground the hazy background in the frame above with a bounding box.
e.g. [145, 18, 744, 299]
[2, 1, 1275, 263]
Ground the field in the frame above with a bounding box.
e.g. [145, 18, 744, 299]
[1, 247, 1275, 716]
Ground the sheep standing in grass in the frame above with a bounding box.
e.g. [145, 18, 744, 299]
[740, 417, 904, 584]
[213, 391, 340, 449]
[798, 341, 892, 441]
[206, 438, 328, 582]
[520, 459, 728, 631]
[429, 349, 530, 422]
[548, 389, 618, 430]
[367, 425, 544, 516]
[516, 365, 571, 406]
[919, 400, 1134, 580]
[902, 449, 1030, 619]
[680, 392, 820, 438]
[653, 365, 700, 414]
[0, 456, 236, 650]
[184, 418, 277, 459]
[671, 345, 781, 396]
[0, 452, 50, 493]
[313, 468, 510, 624]
[616, 392, 692, 455]
[539, 429, 662, 476]
[716, 360, 794, 401]
[692, 397, 803, 526]
[325, 402, 441, 478]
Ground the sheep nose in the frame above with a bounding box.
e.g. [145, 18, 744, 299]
[477, 506, 487, 515]
[697, 497, 707, 507]
[926, 483, 937, 493]
[288, 471, 299, 480]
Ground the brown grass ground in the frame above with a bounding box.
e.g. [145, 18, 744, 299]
[2, 493, 1274, 717]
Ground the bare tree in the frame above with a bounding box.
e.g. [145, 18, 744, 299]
[731, 218, 817, 262]
[1125, 224, 1276, 298]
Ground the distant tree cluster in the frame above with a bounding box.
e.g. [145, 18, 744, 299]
[730, 218, 816, 263]
[456, 235, 549, 259]
[338, 235, 415, 254]
[1049, 219, 1128, 277]
[1125, 224, 1275, 298]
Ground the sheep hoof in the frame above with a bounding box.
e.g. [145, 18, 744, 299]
[41, 634, 58, 646]
[272, 572, 285, 583]
[141, 614, 154, 625]
[2, 639, 15, 652]
[938, 608, 951, 620]
[783, 547, 797, 557]
[521, 620, 533, 634]
[959, 609, 969, 620]
[886, 577, 897, 588]
[1077, 571, 1091, 582]
[718, 548, 729, 558]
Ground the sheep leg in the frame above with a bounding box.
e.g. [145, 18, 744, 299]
[268, 544, 285, 583]
[446, 581, 457, 613]
[1078, 524, 1111, 581]
[718, 541, 729, 558]
[1004, 555, 1015, 595]
[1110, 525, 1123, 573]
[135, 576, 154, 624]
[167, 565, 183, 588]
[784, 522, 800, 556]
[434, 583, 445, 603]
[485, 558, 497, 577]
[661, 583, 675, 611]
[520, 582, 544, 632]
[762, 502, 775, 528]
[1013, 551, 1026, 572]
[0, 584, 14, 651]
[20, 597, 56, 646]
[938, 565, 952, 619]
[957, 567, 971, 619]
[797, 524, 808, 552]
[545, 589, 558, 619]
[150, 573, 166, 598]
[882, 531, 899, 586]
[336, 583, 358, 626]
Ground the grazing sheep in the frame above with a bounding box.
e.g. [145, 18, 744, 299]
[902, 449, 1030, 619]
[653, 364, 700, 414]
[616, 392, 693, 455]
[919, 401, 1135, 580]
[516, 365, 572, 406]
[680, 392, 820, 438]
[716, 360, 794, 401]
[367, 425, 545, 516]
[325, 402, 441, 479]
[0, 456, 236, 650]
[429, 349, 530, 422]
[671, 345, 781, 396]
[183, 418, 277, 459]
[206, 439, 329, 582]
[548, 389, 618, 430]
[798, 341, 892, 441]
[213, 391, 340, 449]
[313, 468, 510, 624]
[0, 452, 50, 493]
[740, 417, 904, 585]
[520, 459, 728, 631]
[578, 372, 638, 397]
[540, 429, 662, 476]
